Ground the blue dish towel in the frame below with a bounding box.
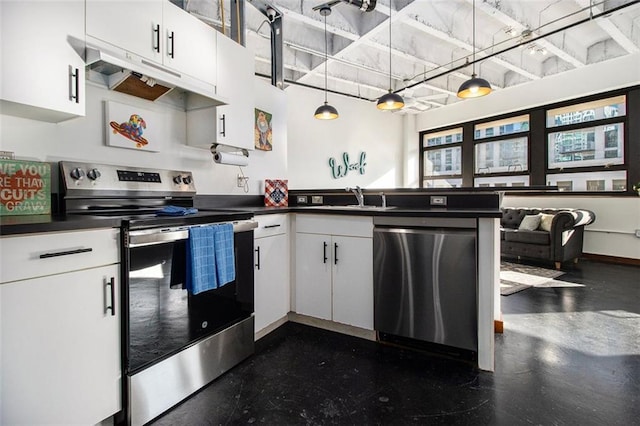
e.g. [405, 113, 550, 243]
[214, 223, 235, 287]
[186, 225, 218, 295]
[156, 205, 199, 216]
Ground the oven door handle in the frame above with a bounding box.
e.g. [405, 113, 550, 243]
[127, 220, 258, 248]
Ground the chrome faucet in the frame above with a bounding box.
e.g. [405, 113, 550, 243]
[379, 192, 386, 208]
[346, 186, 364, 207]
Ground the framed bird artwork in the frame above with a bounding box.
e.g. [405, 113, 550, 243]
[254, 108, 273, 151]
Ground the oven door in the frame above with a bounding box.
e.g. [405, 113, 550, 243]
[124, 221, 255, 374]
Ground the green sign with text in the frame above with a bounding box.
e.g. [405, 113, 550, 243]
[329, 152, 366, 179]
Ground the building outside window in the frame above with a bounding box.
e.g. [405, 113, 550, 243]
[546, 95, 627, 192]
[421, 127, 463, 187]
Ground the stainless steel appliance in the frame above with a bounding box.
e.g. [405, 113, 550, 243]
[373, 216, 478, 354]
[59, 161, 257, 426]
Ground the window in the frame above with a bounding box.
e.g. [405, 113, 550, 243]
[473, 115, 530, 188]
[547, 95, 625, 128]
[475, 137, 528, 174]
[546, 95, 627, 192]
[475, 114, 529, 140]
[421, 127, 463, 187]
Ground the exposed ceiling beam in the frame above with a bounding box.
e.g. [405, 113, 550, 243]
[402, 12, 541, 81]
[573, 0, 640, 53]
[470, 0, 586, 69]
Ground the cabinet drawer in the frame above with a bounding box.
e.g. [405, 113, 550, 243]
[0, 228, 119, 283]
[296, 214, 372, 238]
[255, 214, 289, 239]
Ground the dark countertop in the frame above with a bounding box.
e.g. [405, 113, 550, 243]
[1, 205, 501, 236]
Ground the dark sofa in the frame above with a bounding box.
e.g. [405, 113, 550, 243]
[501, 207, 596, 269]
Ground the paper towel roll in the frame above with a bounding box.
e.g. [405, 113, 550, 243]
[213, 151, 249, 166]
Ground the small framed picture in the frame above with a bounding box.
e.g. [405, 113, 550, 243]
[254, 108, 273, 151]
[105, 101, 162, 152]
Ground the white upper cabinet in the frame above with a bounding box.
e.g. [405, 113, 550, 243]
[162, 1, 216, 84]
[186, 32, 255, 151]
[0, 0, 86, 122]
[86, 0, 164, 64]
[86, 0, 216, 86]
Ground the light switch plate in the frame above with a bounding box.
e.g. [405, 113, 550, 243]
[311, 195, 323, 204]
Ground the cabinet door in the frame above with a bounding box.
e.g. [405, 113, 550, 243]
[332, 236, 374, 330]
[0, 265, 121, 425]
[215, 33, 255, 151]
[295, 233, 332, 320]
[163, 1, 216, 85]
[86, 0, 163, 63]
[0, 0, 85, 122]
[254, 233, 290, 333]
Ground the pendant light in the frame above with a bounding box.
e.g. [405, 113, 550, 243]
[457, 0, 492, 98]
[314, 7, 339, 120]
[377, 3, 404, 110]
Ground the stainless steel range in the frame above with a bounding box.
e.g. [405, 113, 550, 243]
[59, 161, 257, 426]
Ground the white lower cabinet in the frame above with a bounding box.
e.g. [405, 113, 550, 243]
[295, 215, 373, 330]
[0, 229, 121, 425]
[254, 214, 290, 334]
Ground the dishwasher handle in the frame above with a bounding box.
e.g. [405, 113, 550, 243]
[127, 219, 258, 247]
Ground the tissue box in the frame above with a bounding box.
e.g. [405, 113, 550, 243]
[264, 179, 288, 207]
[0, 159, 51, 216]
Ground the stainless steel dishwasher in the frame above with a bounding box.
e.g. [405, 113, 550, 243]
[373, 216, 477, 353]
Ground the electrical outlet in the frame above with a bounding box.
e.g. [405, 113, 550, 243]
[311, 195, 323, 204]
[297, 195, 308, 204]
[237, 175, 248, 187]
[430, 196, 447, 206]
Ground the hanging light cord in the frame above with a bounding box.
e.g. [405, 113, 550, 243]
[388, 6, 392, 91]
[324, 12, 328, 104]
[472, 0, 476, 75]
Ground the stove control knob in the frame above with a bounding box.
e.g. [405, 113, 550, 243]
[182, 175, 192, 185]
[87, 168, 101, 181]
[70, 167, 85, 181]
[173, 175, 183, 184]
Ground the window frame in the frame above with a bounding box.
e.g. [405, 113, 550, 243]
[417, 85, 638, 195]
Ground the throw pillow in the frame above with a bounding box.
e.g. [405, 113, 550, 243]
[538, 213, 554, 232]
[518, 214, 541, 231]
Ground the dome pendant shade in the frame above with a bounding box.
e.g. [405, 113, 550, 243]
[314, 6, 339, 120]
[314, 102, 339, 120]
[457, 74, 492, 98]
[376, 91, 405, 110]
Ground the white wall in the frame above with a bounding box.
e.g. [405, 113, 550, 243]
[0, 78, 287, 195]
[503, 195, 640, 260]
[285, 85, 404, 189]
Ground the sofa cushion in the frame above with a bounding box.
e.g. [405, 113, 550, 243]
[519, 214, 541, 231]
[539, 213, 554, 232]
[504, 229, 550, 245]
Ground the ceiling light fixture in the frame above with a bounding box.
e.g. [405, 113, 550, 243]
[457, 0, 492, 99]
[314, 6, 339, 120]
[377, 2, 404, 110]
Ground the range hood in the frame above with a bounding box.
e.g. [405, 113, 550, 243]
[84, 40, 228, 110]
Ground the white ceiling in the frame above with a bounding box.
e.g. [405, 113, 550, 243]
[183, 0, 640, 113]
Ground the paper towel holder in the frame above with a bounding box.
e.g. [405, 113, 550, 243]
[210, 143, 250, 158]
[210, 143, 250, 166]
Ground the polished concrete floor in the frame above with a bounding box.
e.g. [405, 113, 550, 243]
[149, 260, 640, 425]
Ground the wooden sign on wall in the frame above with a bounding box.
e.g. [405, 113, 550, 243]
[0, 160, 51, 216]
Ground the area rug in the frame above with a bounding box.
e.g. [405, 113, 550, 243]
[500, 261, 565, 295]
